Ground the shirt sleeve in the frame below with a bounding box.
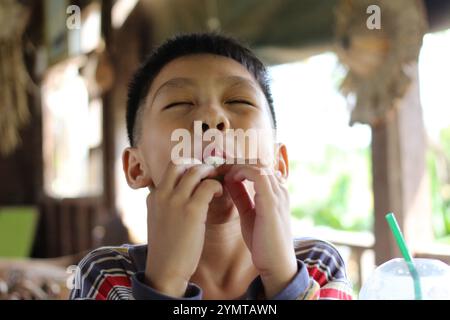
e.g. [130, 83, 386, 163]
[245, 259, 313, 300]
[246, 239, 354, 300]
[295, 239, 354, 300]
[131, 272, 202, 300]
[69, 247, 136, 300]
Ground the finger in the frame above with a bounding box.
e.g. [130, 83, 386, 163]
[224, 165, 274, 195]
[190, 179, 223, 206]
[174, 164, 219, 199]
[216, 158, 266, 175]
[224, 180, 255, 248]
[157, 159, 201, 193]
[224, 179, 254, 215]
[266, 171, 288, 214]
[274, 170, 289, 191]
[266, 169, 284, 193]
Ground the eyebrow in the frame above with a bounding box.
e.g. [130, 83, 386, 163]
[153, 77, 196, 100]
[220, 76, 260, 92]
[151, 75, 261, 106]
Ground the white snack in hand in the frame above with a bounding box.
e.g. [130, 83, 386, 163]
[204, 156, 226, 167]
[176, 157, 202, 165]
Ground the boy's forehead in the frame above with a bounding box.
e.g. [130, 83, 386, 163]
[148, 54, 260, 96]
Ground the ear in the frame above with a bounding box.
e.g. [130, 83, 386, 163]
[122, 147, 154, 189]
[274, 143, 289, 179]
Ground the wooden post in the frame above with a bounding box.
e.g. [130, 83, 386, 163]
[371, 63, 433, 265]
[101, 0, 115, 215]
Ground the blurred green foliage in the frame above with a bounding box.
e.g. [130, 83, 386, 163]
[289, 125, 450, 240]
[427, 126, 450, 239]
[290, 145, 373, 232]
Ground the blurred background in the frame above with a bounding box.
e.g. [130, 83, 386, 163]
[1, 0, 450, 299]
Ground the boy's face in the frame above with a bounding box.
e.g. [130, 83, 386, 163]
[123, 54, 288, 219]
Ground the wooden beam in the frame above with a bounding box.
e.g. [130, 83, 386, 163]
[371, 63, 433, 265]
[101, 0, 116, 215]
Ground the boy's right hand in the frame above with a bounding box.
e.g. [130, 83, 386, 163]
[144, 160, 223, 298]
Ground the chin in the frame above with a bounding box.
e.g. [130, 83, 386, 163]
[206, 190, 237, 223]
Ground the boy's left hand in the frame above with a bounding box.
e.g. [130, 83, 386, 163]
[222, 163, 298, 299]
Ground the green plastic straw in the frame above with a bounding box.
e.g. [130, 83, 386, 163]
[385, 212, 422, 300]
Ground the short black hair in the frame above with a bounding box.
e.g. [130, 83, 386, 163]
[126, 32, 276, 146]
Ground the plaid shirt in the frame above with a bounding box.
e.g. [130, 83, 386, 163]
[70, 237, 353, 300]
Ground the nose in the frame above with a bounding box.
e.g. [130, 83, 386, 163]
[201, 121, 225, 132]
[197, 103, 230, 133]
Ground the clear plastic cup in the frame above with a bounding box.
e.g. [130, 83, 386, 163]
[359, 258, 450, 300]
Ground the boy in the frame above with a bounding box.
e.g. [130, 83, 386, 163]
[70, 33, 353, 300]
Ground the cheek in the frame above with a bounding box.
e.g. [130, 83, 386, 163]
[257, 137, 276, 167]
[253, 110, 276, 165]
[143, 126, 177, 185]
[233, 116, 275, 163]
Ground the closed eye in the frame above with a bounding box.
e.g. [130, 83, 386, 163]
[226, 100, 254, 107]
[163, 102, 193, 109]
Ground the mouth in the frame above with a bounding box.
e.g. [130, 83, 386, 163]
[202, 147, 228, 166]
[202, 148, 229, 182]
